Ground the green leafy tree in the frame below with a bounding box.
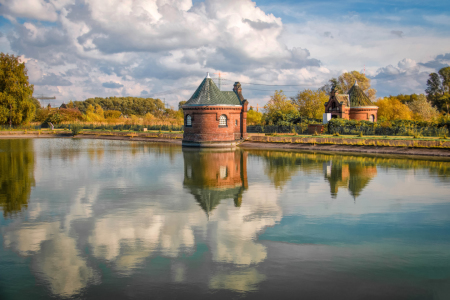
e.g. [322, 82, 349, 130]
[73, 97, 165, 117]
[426, 73, 443, 96]
[436, 93, 450, 115]
[264, 90, 299, 125]
[426, 67, 450, 113]
[292, 89, 328, 119]
[407, 94, 439, 121]
[0, 53, 35, 125]
[393, 94, 418, 104]
[439, 67, 450, 92]
[319, 78, 341, 95]
[34, 107, 51, 122]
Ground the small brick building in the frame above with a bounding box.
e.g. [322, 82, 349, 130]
[324, 82, 378, 122]
[182, 73, 248, 147]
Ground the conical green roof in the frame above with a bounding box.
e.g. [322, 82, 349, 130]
[185, 74, 242, 106]
[347, 82, 375, 107]
[188, 186, 245, 216]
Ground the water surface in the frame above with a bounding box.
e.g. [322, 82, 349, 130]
[1, 138, 450, 299]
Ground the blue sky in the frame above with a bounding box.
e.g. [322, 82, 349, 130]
[0, 0, 449, 107]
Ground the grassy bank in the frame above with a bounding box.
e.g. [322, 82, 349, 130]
[248, 135, 450, 149]
[0, 128, 183, 139]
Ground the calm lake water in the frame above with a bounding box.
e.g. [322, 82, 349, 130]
[1, 138, 450, 299]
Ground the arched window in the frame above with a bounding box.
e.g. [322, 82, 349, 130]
[186, 115, 192, 126]
[219, 166, 228, 179]
[369, 114, 375, 122]
[235, 120, 238, 126]
[219, 115, 227, 127]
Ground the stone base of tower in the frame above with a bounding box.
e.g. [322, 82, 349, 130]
[182, 140, 241, 148]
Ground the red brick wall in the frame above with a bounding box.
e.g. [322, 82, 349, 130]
[183, 106, 244, 142]
[241, 101, 248, 139]
[308, 124, 324, 134]
[183, 150, 248, 189]
[324, 98, 350, 120]
[349, 107, 378, 122]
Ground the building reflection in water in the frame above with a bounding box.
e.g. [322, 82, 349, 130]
[323, 160, 377, 199]
[183, 148, 248, 217]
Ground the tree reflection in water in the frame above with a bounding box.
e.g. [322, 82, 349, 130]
[247, 149, 450, 198]
[0, 139, 35, 217]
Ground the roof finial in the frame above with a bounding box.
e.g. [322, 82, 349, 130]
[206, 72, 210, 78]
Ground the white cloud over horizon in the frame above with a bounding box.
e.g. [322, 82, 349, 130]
[1, 0, 449, 107]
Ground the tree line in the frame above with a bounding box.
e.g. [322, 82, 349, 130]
[247, 68, 450, 126]
[72, 97, 166, 117]
[0, 51, 449, 126]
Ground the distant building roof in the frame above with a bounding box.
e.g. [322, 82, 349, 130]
[185, 73, 242, 106]
[347, 81, 375, 107]
[59, 103, 67, 109]
[336, 94, 350, 106]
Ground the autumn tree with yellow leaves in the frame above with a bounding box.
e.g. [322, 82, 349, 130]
[247, 107, 263, 125]
[292, 89, 328, 119]
[321, 71, 377, 101]
[374, 97, 412, 121]
[263, 90, 299, 125]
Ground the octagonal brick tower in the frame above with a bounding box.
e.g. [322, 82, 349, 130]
[182, 73, 248, 147]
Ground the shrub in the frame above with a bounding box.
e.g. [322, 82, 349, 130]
[71, 124, 82, 136]
[47, 113, 62, 124]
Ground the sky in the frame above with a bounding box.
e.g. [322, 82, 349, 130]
[1, 0, 450, 108]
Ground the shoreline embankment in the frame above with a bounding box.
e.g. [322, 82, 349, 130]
[2, 131, 450, 157]
[240, 135, 450, 157]
[0, 130, 183, 144]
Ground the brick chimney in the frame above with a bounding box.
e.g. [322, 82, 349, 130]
[331, 86, 338, 97]
[233, 82, 244, 102]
